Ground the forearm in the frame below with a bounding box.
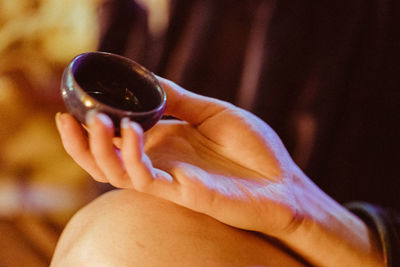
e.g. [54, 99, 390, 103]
[275, 178, 384, 266]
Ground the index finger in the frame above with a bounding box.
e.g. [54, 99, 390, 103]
[157, 77, 233, 127]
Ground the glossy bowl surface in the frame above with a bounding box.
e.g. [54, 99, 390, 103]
[61, 52, 166, 135]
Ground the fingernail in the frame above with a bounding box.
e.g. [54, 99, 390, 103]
[121, 117, 130, 129]
[129, 121, 143, 134]
[55, 112, 64, 128]
[86, 109, 97, 125]
[121, 117, 142, 133]
[96, 113, 113, 128]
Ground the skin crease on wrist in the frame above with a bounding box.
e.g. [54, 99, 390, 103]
[55, 78, 385, 267]
[274, 171, 385, 267]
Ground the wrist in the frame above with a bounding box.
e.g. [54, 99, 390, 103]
[277, 176, 384, 266]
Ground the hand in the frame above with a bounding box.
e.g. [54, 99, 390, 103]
[56, 77, 383, 266]
[56, 77, 306, 234]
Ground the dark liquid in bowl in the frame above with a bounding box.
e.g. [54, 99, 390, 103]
[86, 83, 144, 112]
[72, 54, 162, 112]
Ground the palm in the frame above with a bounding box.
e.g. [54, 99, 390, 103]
[144, 115, 300, 234]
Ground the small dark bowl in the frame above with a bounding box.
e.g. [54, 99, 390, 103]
[61, 52, 166, 135]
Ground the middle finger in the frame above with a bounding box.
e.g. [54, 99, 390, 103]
[87, 112, 132, 188]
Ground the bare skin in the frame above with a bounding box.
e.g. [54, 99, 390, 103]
[51, 189, 306, 266]
[54, 77, 383, 266]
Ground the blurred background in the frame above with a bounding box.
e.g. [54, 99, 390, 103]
[0, 0, 399, 266]
[0, 0, 104, 265]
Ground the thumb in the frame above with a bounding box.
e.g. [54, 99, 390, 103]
[157, 77, 233, 126]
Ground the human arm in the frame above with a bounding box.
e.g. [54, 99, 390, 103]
[56, 77, 384, 266]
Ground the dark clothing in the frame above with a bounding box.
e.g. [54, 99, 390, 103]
[347, 202, 400, 267]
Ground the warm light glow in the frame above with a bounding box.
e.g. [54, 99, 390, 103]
[84, 99, 94, 107]
[135, 0, 170, 36]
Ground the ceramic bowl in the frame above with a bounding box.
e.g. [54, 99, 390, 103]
[61, 52, 166, 135]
